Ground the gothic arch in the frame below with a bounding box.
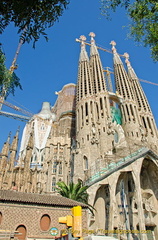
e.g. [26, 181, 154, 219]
[115, 172, 136, 232]
[93, 185, 110, 230]
[140, 158, 158, 237]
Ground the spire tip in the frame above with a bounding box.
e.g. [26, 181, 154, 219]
[124, 52, 130, 65]
[110, 40, 117, 53]
[110, 40, 116, 47]
[79, 35, 86, 42]
[89, 32, 96, 38]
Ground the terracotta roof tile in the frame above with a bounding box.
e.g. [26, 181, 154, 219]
[0, 190, 88, 208]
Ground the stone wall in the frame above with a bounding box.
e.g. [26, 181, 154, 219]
[0, 202, 88, 239]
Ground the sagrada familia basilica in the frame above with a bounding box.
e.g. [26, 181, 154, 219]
[0, 32, 158, 239]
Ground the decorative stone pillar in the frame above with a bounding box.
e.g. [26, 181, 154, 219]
[132, 158, 147, 240]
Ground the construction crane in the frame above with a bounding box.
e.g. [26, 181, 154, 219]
[0, 27, 34, 121]
[0, 110, 31, 122]
[103, 67, 114, 92]
[0, 27, 27, 110]
[0, 97, 33, 121]
[76, 37, 158, 87]
[0, 99, 33, 117]
[0, 99, 33, 122]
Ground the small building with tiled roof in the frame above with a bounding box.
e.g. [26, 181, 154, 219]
[0, 190, 88, 240]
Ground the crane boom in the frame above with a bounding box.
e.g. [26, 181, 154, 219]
[139, 78, 158, 86]
[0, 110, 31, 122]
[0, 99, 33, 117]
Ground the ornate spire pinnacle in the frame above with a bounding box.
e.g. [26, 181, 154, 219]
[7, 131, 11, 143]
[16, 126, 20, 136]
[10, 127, 19, 151]
[110, 41, 135, 100]
[124, 52, 152, 114]
[79, 35, 89, 62]
[80, 35, 86, 43]
[124, 52, 137, 79]
[77, 35, 92, 101]
[124, 52, 130, 65]
[89, 32, 98, 56]
[0, 132, 11, 158]
[110, 40, 122, 64]
[110, 40, 117, 53]
[89, 32, 107, 92]
[89, 32, 95, 42]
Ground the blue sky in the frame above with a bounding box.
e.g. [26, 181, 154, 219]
[0, 0, 158, 150]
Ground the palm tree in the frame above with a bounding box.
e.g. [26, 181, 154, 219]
[56, 180, 89, 204]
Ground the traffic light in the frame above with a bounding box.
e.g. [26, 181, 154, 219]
[72, 206, 82, 238]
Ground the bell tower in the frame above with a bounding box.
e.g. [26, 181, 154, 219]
[124, 53, 158, 149]
[74, 33, 114, 181]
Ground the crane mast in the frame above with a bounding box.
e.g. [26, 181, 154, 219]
[0, 27, 27, 110]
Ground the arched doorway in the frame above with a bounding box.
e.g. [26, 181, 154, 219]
[15, 225, 27, 240]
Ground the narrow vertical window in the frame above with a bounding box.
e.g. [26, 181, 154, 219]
[96, 103, 99, 120]
[100, 98, 104, 117]
[81, 105, 84, 127]
[84, 156, 88, 170]
[85, 102, 88, 124]
[52, 177, 56, 191]
[59, 162, 62, 175]
[53, 161, 57, 174]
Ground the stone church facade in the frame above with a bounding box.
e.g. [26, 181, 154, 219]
[0, 33, 158, 240]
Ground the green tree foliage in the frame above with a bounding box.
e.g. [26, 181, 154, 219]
[56, 181, 95, 213]
[0, 48, 22, 98]
[0, 0, 69, 46]
[100, 0, 158, 61]
[56, 180, 89, 204]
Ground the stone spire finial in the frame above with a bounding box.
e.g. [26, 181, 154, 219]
[89, 32, 95, 38]
[110, 40, 117, 53]
[79, 35, 86, 45]
[124, 52, 138, 80]
[10, 127, 19, 151]
[16, 126, 20, 136]
[89, 32, 96, 44]
[0, 132, 11, 158]
[124, 52, 131, 66]
[79, 35, 89, 61]
[7, 131, 11, 143]
[89, 32, 99, 57]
